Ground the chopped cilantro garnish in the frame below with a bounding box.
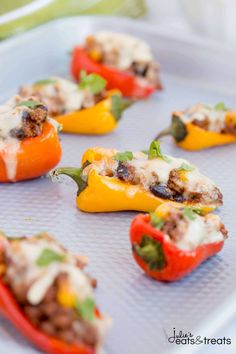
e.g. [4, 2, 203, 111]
[36, 248, 65, 266]
[150, 212, 164, 229]
[16, 100, 41, 109]
[148, 140, 170, 162]
[214, 102, 229, 111]
[79, 70, 106, 94]
[183, 207, 197, 221]
[113, 151, 133, 162]
[177, 163, 195, 172]
[76, 298, 95, 322]
[34, 78, 56, 85]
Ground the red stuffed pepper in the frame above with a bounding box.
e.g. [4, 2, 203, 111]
[130, 203, 228, 281]
[0, 232, 111, 353]
[71, 31, 162, 99]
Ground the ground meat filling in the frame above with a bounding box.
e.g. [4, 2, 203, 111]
[152, 206, 228, 251]
[192, 118, 210, 130]
[19, 78, 107, 117]
[161, 209, 188, 242]
[183, 104, 236, 134]
[10, 104, 48, 140]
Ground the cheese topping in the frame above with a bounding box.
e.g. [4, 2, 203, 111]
[92, 31, 154, 70]
[0, 96, 27, 181]
[169, 213, 225, 251]
[182, 103, 228, 132]
[123, 153, 217, 195]
[6, 236, 93, 305]
[20, 77, 92, 115]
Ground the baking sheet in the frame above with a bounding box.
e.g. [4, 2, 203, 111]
[0, 16, 236, 354]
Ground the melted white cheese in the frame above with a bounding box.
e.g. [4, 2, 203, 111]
[22, 77, 86, 114]
[127, 154, 217, 197]
[0, 96, 25, 181]
[93, 31, 153, 70]
[182, 104, 227, 132]
[129, 155, 188, 186]
[174, 214, 224, 251]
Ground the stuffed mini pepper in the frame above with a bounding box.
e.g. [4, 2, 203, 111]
[0, 95, 61, 182]
[51, 141, 223, 213]
[0, 232, 111, 353]
[20, 74, 131, 135]
[156, 102, 236, 150]
[130, 203, 228, 281]
[71, 31, 162, 99]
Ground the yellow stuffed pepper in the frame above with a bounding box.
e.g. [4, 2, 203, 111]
[156, 102, 236, 150]
[51, 141, 223, 213]
[19, 72, 132, 135]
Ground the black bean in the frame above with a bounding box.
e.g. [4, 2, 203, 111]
[149, 184, 174, 199]
[116, 161, 130, 181]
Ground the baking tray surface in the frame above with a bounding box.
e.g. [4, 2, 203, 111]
[0, 16, 236, 354]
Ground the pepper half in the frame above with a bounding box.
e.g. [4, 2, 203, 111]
[0, 235, 104, 354]
[156, 112, 236, 151]
[130, 205, 225, 281]
[51, 147, 216, 214]
[55, 90, 132, 135]
[70, 47, 160, 99]
[0, 280, 94, 354]
[0, 121, 62, 182]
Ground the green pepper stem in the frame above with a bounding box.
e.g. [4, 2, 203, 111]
[155, 126, 173, 140]
[155, 115, 187, 143]
[50, 167, 87, 195]
[110, 94, 134, 121]
[133, 235, 166, 270]
[134, 243, 159, 261]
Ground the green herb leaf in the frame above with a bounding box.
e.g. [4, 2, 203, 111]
[79, 70, 106, 94]
[183, 207, 197, 221]
[113, 151, 133, 162]
[110, 94, 133, 121]
[34, 78, 56, 85]
[148, 140, 170, 162]
[214, 102, 229, 111]
[36, 248, 65, 267]
[76, 298, 95, 322]
[177, 163, 195, 172]
[149, 212, 164, 229]
[16, 100, 41, 109]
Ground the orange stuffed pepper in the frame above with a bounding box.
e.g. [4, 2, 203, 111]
[0, 96, 61, 182]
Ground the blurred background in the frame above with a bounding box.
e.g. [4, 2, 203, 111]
[0, 0, 235, 43]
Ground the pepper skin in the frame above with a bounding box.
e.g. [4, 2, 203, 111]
[130, 211, 224, 281]
[55, 90, 131, 135]
[71, 47, 160, 99]
[51, 147, 215, 214]
[156, 112, 236, 151]
[0, 122, 62, 183]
